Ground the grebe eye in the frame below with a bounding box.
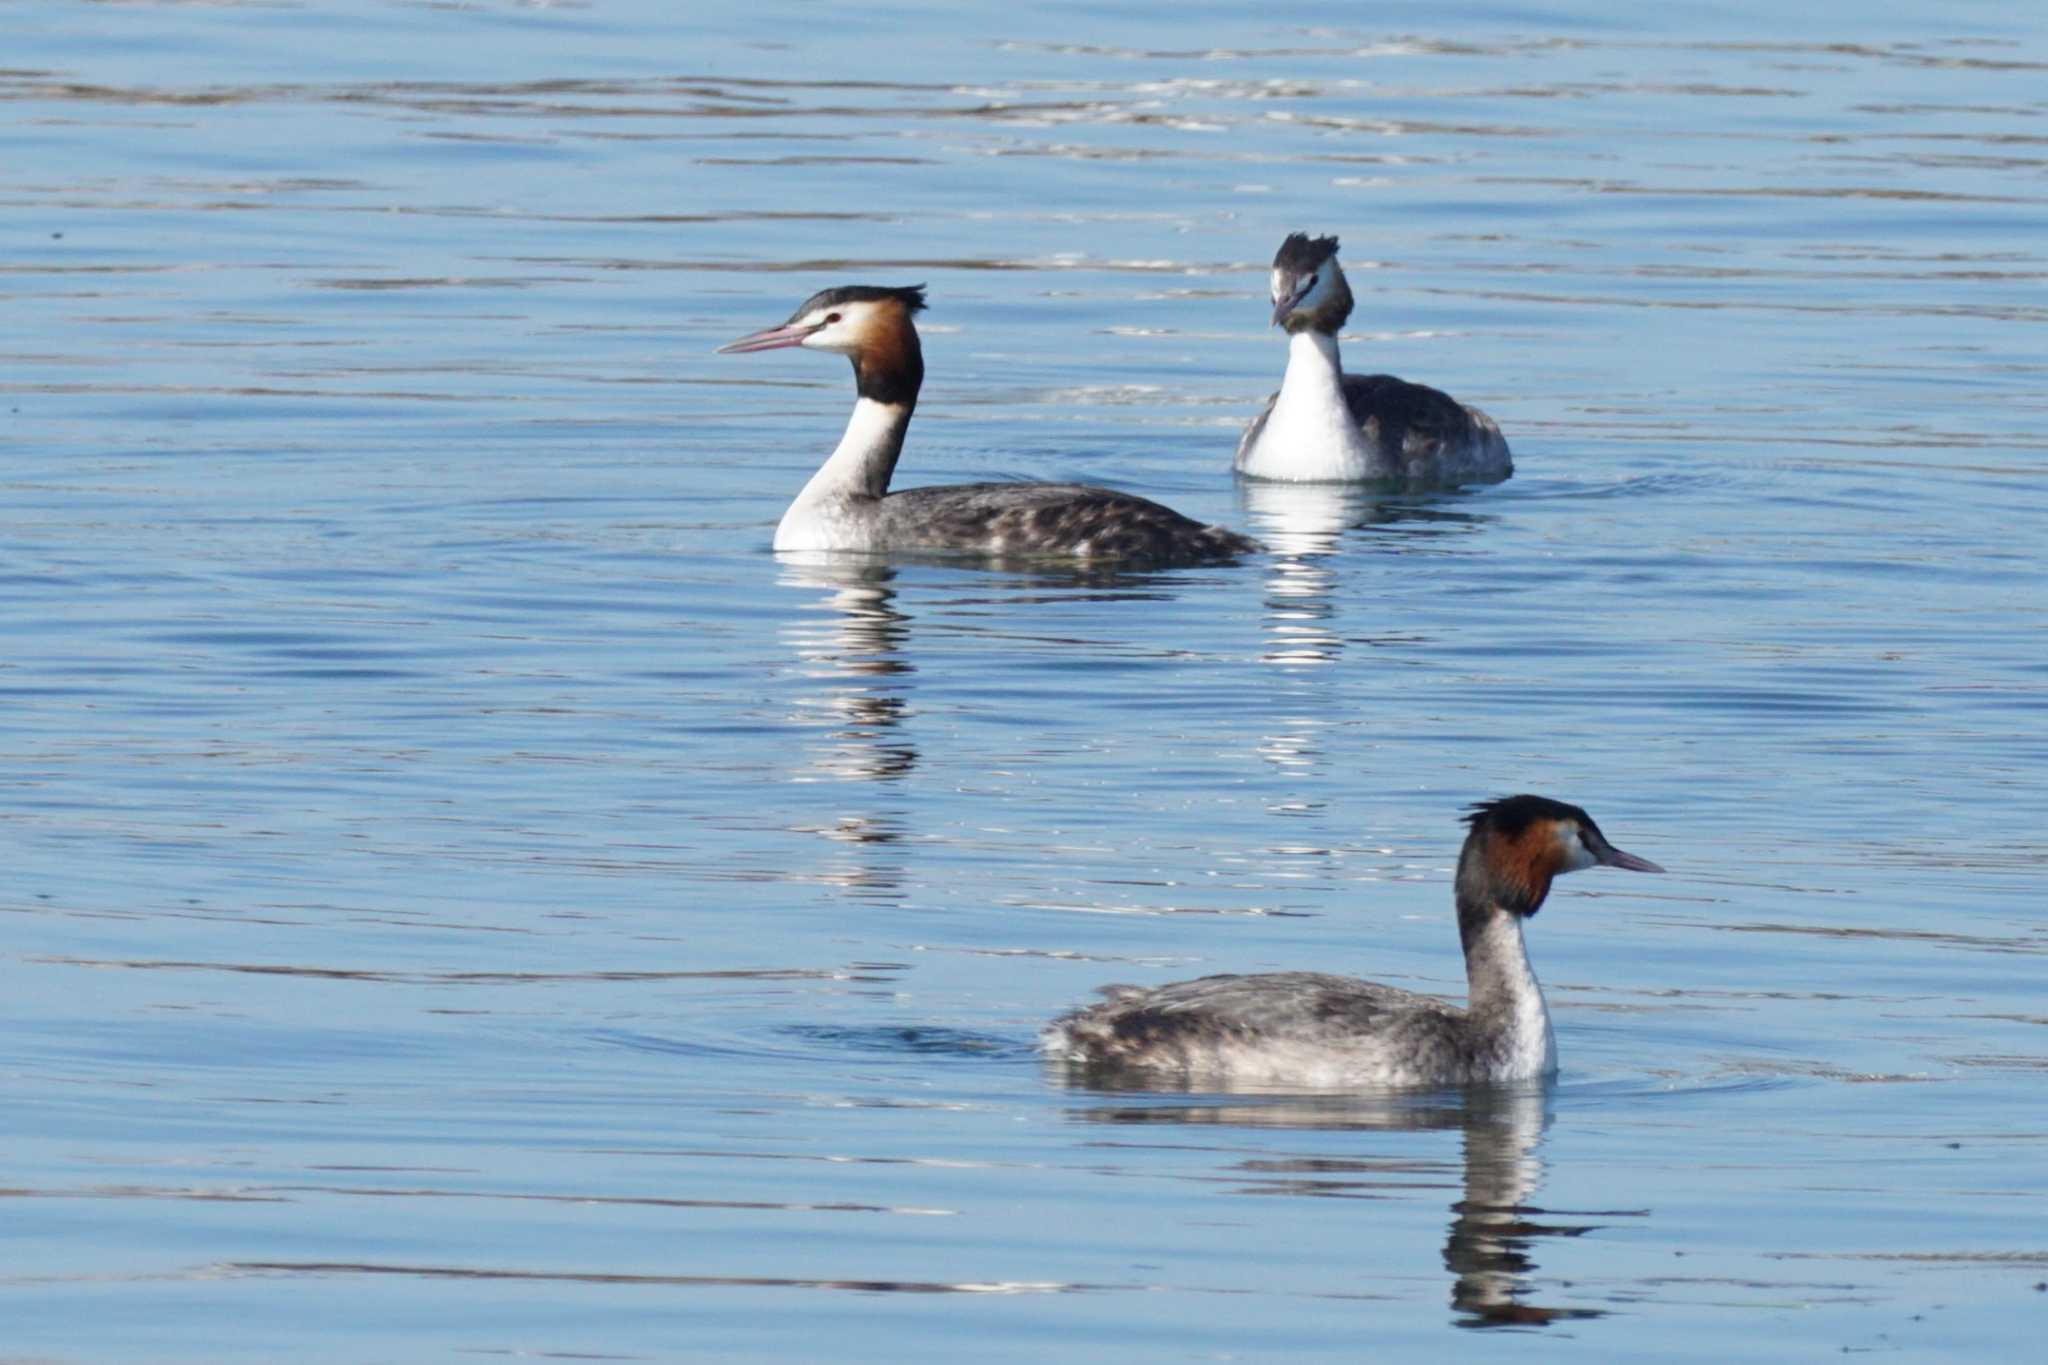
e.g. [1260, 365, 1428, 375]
[825, 312, 842, 324]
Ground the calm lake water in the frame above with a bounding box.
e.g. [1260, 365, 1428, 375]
[5, 0, 2045, 1359]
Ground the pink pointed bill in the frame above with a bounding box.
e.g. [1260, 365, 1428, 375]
[1271, 279, 1313, 326]
[716, 321, 817, 354]
[1597, 845, 1665, 874]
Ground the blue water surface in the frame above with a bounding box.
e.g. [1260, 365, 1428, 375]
[4, 1, 2045, 1360]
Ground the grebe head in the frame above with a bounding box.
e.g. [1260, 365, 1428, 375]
[1457, 794, 1664, 923]
[1269, 232, 1353, 334]
[719, 283, 927, 406]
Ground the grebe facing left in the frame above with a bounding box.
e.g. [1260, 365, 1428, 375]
[1236, 233, 1512, 486]
[1045, 795, 1664, 1089]
[720, 285, 1260, 564]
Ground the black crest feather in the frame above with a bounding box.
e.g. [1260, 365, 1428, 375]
[1274, 233, 1340, 273]
[1462, 794, 1593, 838]
[791, 283, 927, 320]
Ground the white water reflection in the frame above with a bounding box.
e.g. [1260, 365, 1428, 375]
[778, 556, 918, 785]
[776, 557, 917, 900]
[1243, 480, 1358, 669]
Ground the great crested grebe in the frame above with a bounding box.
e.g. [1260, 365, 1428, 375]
[1236, 233, 1513, 486]
[1044, 795, 1664, 1088]
[719, 285, 1260, 563]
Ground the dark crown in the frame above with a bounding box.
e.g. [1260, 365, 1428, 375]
[792, 283, 928, 320]
[1463, 794, 1593, 838]
[1273, 233, 1340, 273]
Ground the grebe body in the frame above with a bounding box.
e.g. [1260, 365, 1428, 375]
[1045, 796, 1663, 1089]
[1236, 234, 1512, 487]
[720, 285, 1259, 564]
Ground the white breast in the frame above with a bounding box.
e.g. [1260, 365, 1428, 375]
[1237, 331, 1379, 482]
[773, 397, 906, 552]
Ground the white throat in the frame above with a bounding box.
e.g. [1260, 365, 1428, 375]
[774, 397, 909, 552]
[1468, 911, 1557, 1081]
[1238, 331, 1378, 482]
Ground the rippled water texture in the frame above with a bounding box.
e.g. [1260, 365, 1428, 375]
[4, 1, 2046, 1359]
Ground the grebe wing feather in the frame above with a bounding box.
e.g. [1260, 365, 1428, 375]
[875, 483, 1259, 561]
[1058, 971, 1456, 1047]
[1340, 373, 1511, 477]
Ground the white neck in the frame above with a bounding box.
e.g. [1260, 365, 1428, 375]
[1465, 912, 1557, 1080]
[774, 398, 910, 552]
[1238, 330, 1377, 481]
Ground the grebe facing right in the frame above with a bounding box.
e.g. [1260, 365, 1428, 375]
[720, 285, 1260, 565]
[1045, 796, 1663, 1089]
[1236, 233, 1512, 486]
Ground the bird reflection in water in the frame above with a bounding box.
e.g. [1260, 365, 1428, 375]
[779, 556, 917, 784]
[1239, 483, 1491, 788]
[1441, 1089, 1609, 1328]
[1240, 481, 1398, 790]
[1057, 1080, 1622, 1329]
[778, 556, 917, 899]
[1241, 479, 1381, 671]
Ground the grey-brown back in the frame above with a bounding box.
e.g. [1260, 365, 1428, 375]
[874, 482, 1259, 564]
[1048, 970, 1482, 1080]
